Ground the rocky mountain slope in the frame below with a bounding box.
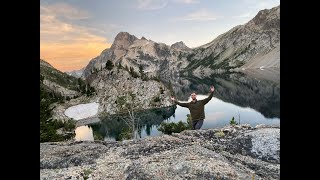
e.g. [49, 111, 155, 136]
[40, 59, 81, 98]
[82, 32, 192, 82]
[186, 5, 280, 77]
[40, 59, 85, 142]
[40, 59, 97, 124]
[81, 5, 279, 81]
[40, 124, 280, 179]
[86, 67, 172, 115]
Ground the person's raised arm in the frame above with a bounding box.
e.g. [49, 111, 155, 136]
[202, 85, 215, 105]
[171, 96, 189, 108]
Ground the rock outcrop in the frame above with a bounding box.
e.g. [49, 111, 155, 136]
[40, 124, 280, 179]
[43, 79, 80, 98]
[88, 68, 172, 115]
[52, 67, 172, 120]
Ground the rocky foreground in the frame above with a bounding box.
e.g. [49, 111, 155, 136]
[40, 124, 280, 180]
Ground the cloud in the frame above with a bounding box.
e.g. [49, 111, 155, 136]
[136, 0, 198, 10]
[40, 2, 112, 71]
[40, 2, 90, 20]
[174, 8, 219, 21]
[137, 0, 169, 10]
[173, 0, 199, 4]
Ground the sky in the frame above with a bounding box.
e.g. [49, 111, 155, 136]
[40, 0, 280, 72]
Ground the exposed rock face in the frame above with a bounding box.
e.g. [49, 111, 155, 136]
[82, 32, 192, 81]
[43, 79, 80, 98]
[171, 41, 190, 50]
[40, 124, 279, 179]
[88, 68, 172, 115]
[51, 64, 173, 120]
[75, 32, 189, 118]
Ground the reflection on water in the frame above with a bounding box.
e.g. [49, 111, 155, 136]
[75, 68, 280, 141]
[75, 106, 176, 141]
[172, 68, 280, 118]
[75, 125, 94, 141]
[172, 96, 279, 130]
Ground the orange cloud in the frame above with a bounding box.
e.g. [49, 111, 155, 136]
[40, 3, 112, 72]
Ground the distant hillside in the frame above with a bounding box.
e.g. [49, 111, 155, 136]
[40, 59, 96, 142]
[40, 59, 91, 98]
[184, 5, 280, 77]
[65, 67, 85, 78]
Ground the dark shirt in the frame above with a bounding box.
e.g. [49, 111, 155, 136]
[174, 92, 214, 121]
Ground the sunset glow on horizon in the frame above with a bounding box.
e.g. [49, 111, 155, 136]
[40, 41, 110, 72]
[40, 1, 112, 71]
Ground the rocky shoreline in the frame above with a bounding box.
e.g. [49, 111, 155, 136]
[40, 124, 279, 179]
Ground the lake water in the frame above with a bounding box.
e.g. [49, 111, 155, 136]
[75, 68, 280, 141]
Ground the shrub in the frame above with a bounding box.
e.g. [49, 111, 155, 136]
[214, 131, 225, 138]
[157, 121, 189, 135]
[230, 117, 238, 126]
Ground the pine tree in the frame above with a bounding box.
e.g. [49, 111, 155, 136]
[106, 60, 114, 70]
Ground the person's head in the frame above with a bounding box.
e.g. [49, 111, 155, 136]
[191, 92, 197, 100]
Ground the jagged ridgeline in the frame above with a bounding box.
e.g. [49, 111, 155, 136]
[81, 5, 279, 81]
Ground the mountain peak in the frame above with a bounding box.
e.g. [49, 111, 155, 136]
[171, 41, 189, 50]
[112, 32, 138, 46]
[249, 5, 279, 27]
